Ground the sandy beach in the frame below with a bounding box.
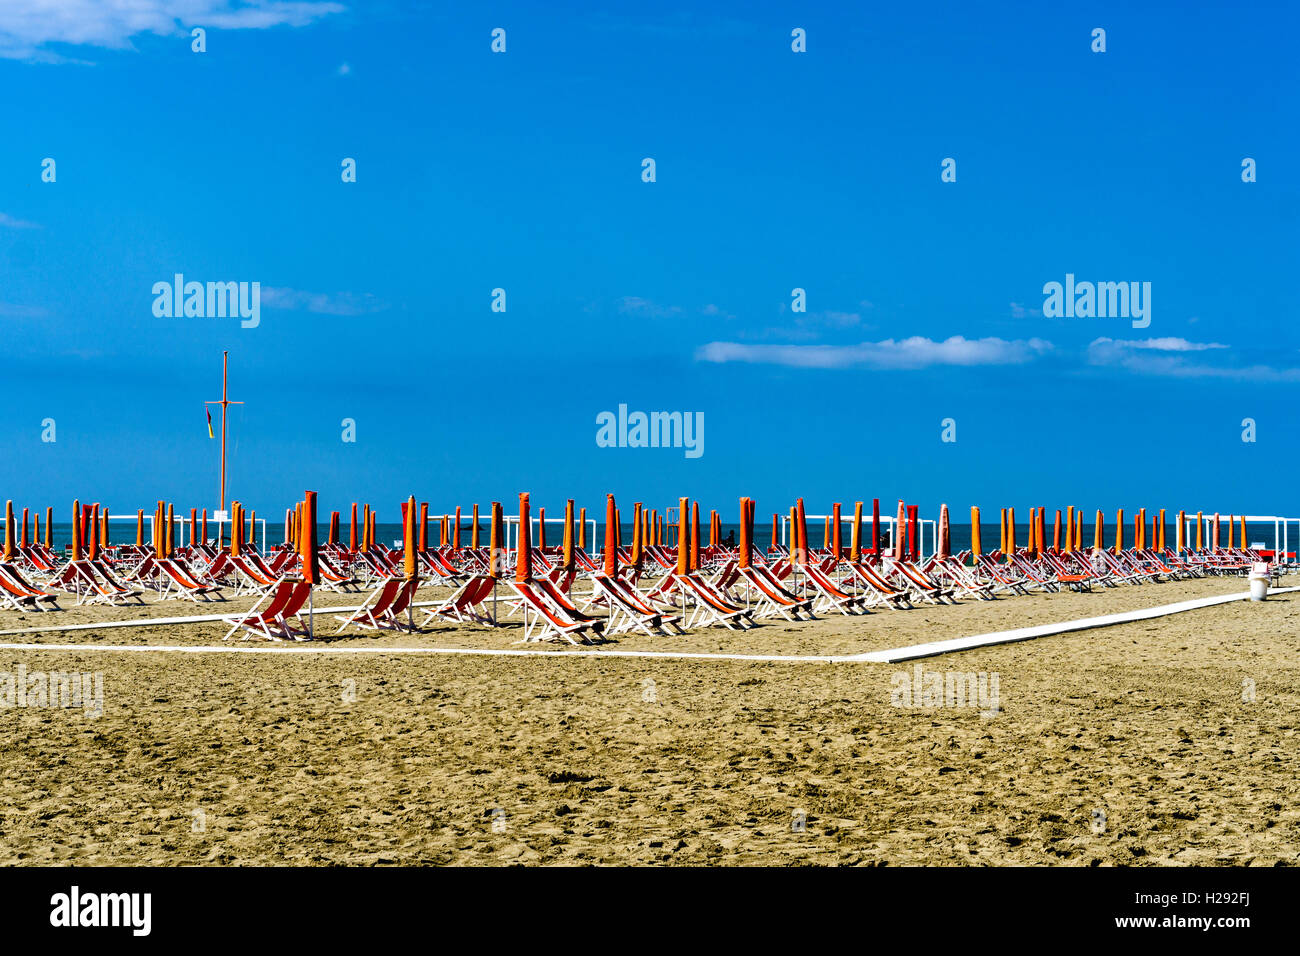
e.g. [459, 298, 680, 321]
[1, 575, 1295, 866]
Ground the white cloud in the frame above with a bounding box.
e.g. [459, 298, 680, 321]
[261, 286, 387, 316]
[0, 1, 343, 60]
[0, 212, 39, 228]
[0, 301, 46, 318]
[618, 296, 681, 319]
[696, 336, 1054, 370]
[1087, 336, 1300, 381]
[1090, 336, 1228, 352]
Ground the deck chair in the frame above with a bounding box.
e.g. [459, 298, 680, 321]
[591, 572, 686, 635]
[844, 559, 914, 609]
[509, 577, 606, 644]
[734, 564, 815, 620]
[669, 572, 757, 630]
[0, 564, 59, 610]
[152, 559, 224, 601]
[222, 580, 312, 641]
[423, 575, 497, 627]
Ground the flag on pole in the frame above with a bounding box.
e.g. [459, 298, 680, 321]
[206, 407, 215, 438]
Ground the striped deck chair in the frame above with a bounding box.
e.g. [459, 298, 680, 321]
[423, 575, 497, 627]
[591, 572, 685, 635]
[222, 580, 312, 641]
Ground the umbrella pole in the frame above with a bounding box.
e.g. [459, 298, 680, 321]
[308, 590, 314, 639]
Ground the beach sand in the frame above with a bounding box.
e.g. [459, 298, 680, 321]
[1, 575, 1296, 865]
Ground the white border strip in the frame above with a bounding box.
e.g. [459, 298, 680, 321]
[846, 587, 1299, 662]
[0, 588, 1288, 664]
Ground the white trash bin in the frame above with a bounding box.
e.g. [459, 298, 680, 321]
[1249, 562, 1270, 601]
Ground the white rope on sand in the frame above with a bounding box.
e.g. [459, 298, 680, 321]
[848, 586, 1300, 663]
[0, 588, 1290, 663]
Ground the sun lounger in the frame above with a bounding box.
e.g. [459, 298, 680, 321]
[223, 580, 313, 641]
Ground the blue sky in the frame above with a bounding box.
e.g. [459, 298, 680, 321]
[1, 0, 1297, 523]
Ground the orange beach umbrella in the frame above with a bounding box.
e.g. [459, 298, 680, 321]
[3, 500, 14, 561]
[630, 503, 642, 571]
[403, 495, 418, 583]
[602, 495, 619, 577]
[850, 501, 863, 563]
[832, 503, 842, 560]
[562, 499, 575, 572]
[71, 499, 82, 562]
[738, 497, 753, 569]
[516, 493, 533, 582]
[299, 492, 319, 585]
[675, 498, 690, 576]
[488, 501, 504, 579]
[970, 506, 982, 561]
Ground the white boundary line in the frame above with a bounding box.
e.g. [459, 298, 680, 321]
[0, 588, 1289, 664]
[847, 587, 1299, 662]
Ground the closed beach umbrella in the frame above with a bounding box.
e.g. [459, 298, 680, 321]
[738, 497, 753, 569]
[970, 506, 982, 560]
[630, 503, 642, 571]
[328, 510, 339, 546]
[1006, 507, 1016, 562]
[488, 501, 504, 579]
[602, 496, 619, 577]
[228, 502, 239, 555]
[674, 498, 690, 576]
[419, 503, 429, 552]
[797, 498, 811, 565]
[1176, 510, 1186, 552]
[562, 499, 575, 572]
[87, 504, 100, 561]
[1065, 506, 1074, 552]
[537, 507, 546, 551]
[894, 500, 906, 560]
[937, 504, 950, 560]
[832, 503, 842, 560]
[20, 507, 28, 550]
[516, 493, 533, 582]
[3, 500, 14, 561]
[71, 499, 82, 562]
[473, 504, 481, 549]
[403, 495, 418, 582]
[1212, 513, 1221, 550]
[1240, 515, 1248, 551]
[1114, 509, 1124, 554]
[45, 507, 53, 550]
[771, 513, 779, 553]
[871, 498, 881, 555]
[691, 502, 702, 567]
[349, 504, 358, 553]
[1053, 510, 1063, 553]
[453, 505, 462, 551]
[850, 501, 863, 563]
[298, 492, 318, 584]
[32, 511, 39, 550]
[1094, 510, 1104, 551]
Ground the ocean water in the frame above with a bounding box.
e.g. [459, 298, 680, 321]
[25, 520, 1292, 557]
